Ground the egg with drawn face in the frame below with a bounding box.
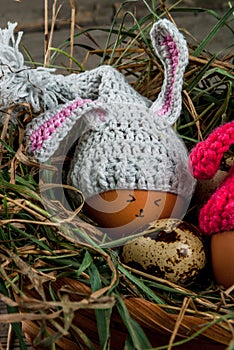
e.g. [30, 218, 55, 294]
[84, 190, 186, 240]
[121, 218, 206, 284]
[24, 20, 195, 247]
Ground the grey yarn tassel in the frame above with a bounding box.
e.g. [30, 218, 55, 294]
[0, 22, 77, 115]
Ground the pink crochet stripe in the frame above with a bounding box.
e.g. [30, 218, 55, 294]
[199, 166, 234, 235]
[189, 121, 234, 179]
[157, 34, 179, 116]
[29, 98, 93, 152]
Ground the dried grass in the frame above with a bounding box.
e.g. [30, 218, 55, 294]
[0, 0, 234, 349]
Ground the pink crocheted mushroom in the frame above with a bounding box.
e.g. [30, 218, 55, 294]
[189, 121, 234, 287]
[189, 121, 234, 235]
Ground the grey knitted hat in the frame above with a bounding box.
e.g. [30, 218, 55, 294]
[25, 19, 196, 202]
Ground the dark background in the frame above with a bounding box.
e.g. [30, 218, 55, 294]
[1, 0, 233, 68]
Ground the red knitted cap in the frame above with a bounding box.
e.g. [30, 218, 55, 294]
[189, 121, 234, 235]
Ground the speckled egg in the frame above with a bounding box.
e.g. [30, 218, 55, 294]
[121, 218, 206, 284]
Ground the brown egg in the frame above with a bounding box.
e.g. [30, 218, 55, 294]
[194, 170, 228, 205]
[121, 218, 206, 284]
[84, 189, 186, 240]
[211, 230, 234, 288]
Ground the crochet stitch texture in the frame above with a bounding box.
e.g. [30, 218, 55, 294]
[189, 121, 234, 235]
[25, 19, 196, 203]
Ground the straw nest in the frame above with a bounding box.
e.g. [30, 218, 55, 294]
[0, 2, 234, 349]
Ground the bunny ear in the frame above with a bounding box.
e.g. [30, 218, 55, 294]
[189, 121, 234, 180]
[26, 98, 106, 163]
[149, 19, 188, 125]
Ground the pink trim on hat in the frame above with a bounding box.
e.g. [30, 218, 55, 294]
[157, 35, 179, 116]
[29, 98, 93, 151]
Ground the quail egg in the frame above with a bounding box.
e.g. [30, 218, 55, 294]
[121, 218, 206, 284]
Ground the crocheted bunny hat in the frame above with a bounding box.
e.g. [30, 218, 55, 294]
[189, 121, 234, 235]
[26, 19, 196, 204]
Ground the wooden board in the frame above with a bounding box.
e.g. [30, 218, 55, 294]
[0, 301, 33, 350]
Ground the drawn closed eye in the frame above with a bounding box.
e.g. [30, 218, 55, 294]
[127, 194, 136, 202]
[154, 198, 161, 207]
